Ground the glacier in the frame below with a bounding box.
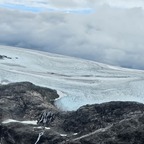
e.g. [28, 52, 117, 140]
[0, 45, 144, 111]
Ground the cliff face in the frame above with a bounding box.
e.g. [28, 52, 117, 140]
[1, 82, 144, 144]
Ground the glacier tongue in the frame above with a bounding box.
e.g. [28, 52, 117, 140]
[0, 45, 144, 111]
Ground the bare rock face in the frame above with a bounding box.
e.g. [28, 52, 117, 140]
[0, 82, 64, 144]
[0, 82, 59, 121]
[0, 55, 12, 60]
[64, 102, 144, 144]
[1, 82, 144, 144]
[0, 123, 65, 144]
[62, 101, 144, 133]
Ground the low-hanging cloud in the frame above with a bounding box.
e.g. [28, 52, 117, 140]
[0, 4, 144, 70]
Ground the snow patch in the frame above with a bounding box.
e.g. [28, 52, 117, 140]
[55, 90, 67, 100]
[45, 127, 51, 130]
[2, 119, 37, 125]
[60, 134, 67, 137]
[33, 126, 50, 130]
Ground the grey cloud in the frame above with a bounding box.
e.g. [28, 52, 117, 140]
[47, 0, 144, 9]
[48, 0, 79, 8]
[0, 6, 144, 70]
[1, 0, 144, 10]
[44, 0, 96, 8]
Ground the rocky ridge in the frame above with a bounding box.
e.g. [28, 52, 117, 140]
[0, 55, 12, 60]
[1, 82, 144, 144]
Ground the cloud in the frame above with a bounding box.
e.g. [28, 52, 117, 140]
[0, 0, 92, 9]
[0, 3, 144, 70]
[0, 0, 94, 13]
[1, 0, 144, 9]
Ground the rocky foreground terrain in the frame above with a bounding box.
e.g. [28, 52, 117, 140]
[1, 82, 144, 144]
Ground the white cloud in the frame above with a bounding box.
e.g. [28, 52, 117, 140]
[0, 0, 94, 13]
[1, 0, 144, 9]
[0, 2, 144, 70]
[0, 0, 91, 9]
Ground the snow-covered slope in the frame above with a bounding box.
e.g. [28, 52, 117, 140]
[0, 45, 144, 111]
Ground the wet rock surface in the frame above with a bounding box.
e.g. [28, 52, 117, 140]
[1, 82, 144, 144]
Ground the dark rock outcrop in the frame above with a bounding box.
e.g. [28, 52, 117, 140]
[0, 123, 65, 144]
[0, 82, 59, 121]
[1, 82, 144, 144]
[63, 101, 144, 133]
[0, 55, 12, 60]
[65, 102, 144, 144]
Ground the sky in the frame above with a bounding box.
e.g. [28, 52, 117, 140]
[0, 0, 144, 70]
